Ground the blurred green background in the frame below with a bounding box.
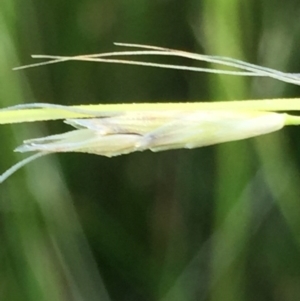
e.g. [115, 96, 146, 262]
[1, 0, 300, 300]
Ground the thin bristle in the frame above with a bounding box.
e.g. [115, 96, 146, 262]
[0, 152, 47, 183]
[0, 103, 106, 116]
[113, 42, 174, 51]
[13, 42, 300, 85]
[17, 55, 260, 76]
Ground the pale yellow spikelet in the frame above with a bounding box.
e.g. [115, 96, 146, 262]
[1, 43, 300, 183]
[15, 110, 286, 156]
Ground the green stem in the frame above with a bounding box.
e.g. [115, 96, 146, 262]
[284, 113, 300, 126]
[1, 98, 300, 125]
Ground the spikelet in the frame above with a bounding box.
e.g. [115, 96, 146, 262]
[1, 43, 300, 183]
[12, 110, 286, 161]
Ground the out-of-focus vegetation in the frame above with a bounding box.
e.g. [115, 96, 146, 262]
[1, 0, 300, 300]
